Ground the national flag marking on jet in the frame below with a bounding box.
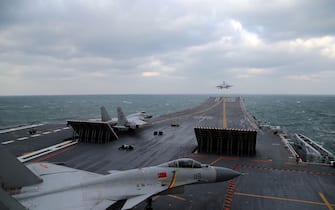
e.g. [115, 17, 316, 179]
[40, 163, 49, 168]
[158, 172, 167, 178]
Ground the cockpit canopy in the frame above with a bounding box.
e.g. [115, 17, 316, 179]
[160, 158, 202, 168]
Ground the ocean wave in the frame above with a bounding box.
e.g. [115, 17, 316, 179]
[122, 100, 132, 104]
[313, 126, 335, 134]
[319, 112, 335, 117]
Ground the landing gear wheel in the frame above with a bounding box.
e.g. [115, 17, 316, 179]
[145, 198, 153, 210]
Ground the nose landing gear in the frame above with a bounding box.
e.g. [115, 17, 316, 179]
[145, 197, 153, 210]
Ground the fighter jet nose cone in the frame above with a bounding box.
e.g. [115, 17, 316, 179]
[215, 167, 241, 182]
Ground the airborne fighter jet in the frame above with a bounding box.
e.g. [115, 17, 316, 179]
[216, 81, 233, 89]
[1, 148, 241, 210]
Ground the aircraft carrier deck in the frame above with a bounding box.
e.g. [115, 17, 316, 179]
[1, 97, 334, 210]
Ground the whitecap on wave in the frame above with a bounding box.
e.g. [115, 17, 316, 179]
[122, 101, 132, 104]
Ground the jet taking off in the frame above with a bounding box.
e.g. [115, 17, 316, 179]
[1, 149, 241, 210]
[216, 81, 233, 89]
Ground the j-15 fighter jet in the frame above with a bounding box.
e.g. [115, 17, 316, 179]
[68, 106, 151, 132]
[100, 106, 151, 130]
[216, 81, 233, 89]
[1, 148, 241, 210]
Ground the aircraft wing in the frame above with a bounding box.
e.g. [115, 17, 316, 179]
[27, 162, 102, 178]
[16, 163, 107, 210]
[127, 116, 147, 126]
[22, 163, 103, 196]
[133, 119, 147, 126]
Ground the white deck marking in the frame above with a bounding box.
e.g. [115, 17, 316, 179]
[17, 140, 78, 163]
[3, 127, 69, 145]
[1, 140, 15, 145]
[0, 124, 44, 134]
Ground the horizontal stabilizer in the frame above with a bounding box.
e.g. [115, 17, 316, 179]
[0, 146, 42, 189]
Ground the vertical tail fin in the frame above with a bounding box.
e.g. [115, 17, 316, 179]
[117, 107, 128, 125]
[0, 146, 42, 189]
[100, 106, 111, 122]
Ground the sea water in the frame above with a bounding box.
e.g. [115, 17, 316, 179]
[0, 94, 334, 153]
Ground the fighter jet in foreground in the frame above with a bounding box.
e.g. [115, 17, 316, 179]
[216, 81, 233, 89]
[1, 149, 241, 210]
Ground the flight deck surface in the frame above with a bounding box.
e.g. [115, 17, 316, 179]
[1, 97, 334, 210]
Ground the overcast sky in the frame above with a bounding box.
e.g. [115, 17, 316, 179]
[1, 0, 335, 95]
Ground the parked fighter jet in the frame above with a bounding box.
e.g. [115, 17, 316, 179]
[216, 81, 233, 89]
[68, 106, 151, 132]
[99, 106, 151, 130]
[1, 148, 241, 210]
[112, 107, 150, 130]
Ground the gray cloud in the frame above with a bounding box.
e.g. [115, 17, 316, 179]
[0, 0, 334, 95]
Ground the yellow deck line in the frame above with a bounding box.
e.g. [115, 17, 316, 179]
[210, 157, 222, 165]
[319, 192, 334, 210]
[235, 192, 335, 207]
[223, 97, 227, 128]
[250, 159, 272, 163]
[152, 97, 224, 125]
[153, 194, 186, 202]
[167, 194, 186, 201]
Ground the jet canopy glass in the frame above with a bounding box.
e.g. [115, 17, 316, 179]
[161, 158, 202, 168]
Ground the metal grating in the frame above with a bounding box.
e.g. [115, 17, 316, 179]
[194, 127, 257, 156]
[67, 120, 118, 144]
